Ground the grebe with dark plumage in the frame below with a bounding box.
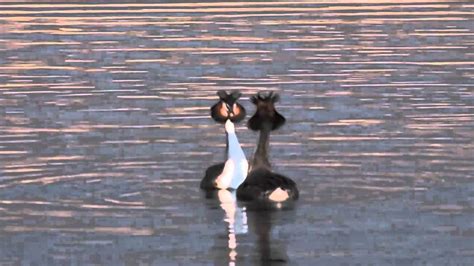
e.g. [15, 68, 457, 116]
[200, 90, 248, 190]
[237, 92, 299, 202]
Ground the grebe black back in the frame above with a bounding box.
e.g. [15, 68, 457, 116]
[237, 92, 299, 202]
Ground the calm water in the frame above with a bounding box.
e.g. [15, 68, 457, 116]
[0, 1, 473, 265]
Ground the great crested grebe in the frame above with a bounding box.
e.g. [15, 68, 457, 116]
[200, 90, 248, 190]
[237, 92, 299, 202]
[210, 90, 246, 124]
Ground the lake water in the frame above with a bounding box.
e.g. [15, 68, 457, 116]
[0, 1, 473, 265]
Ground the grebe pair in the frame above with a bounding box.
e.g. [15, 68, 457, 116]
[200, 90, 299, 203]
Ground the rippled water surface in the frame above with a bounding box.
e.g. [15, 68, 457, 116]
[0, 1, 473, 265]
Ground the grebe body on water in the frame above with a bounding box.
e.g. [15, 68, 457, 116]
[237, 92, 299, 202]
[200, 90, 248, 190]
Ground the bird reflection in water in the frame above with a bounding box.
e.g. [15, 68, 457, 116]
[210, 190, 292, 265]
[245, 202, 292, 265]
[216, 190, 248, 264]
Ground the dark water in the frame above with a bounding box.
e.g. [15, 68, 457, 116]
[0, 1, 473, 265]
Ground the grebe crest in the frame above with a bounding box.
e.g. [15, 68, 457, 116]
[211, 90, 246, 124]
[248, 91, 285, 131]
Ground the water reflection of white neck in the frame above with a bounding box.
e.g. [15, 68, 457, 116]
[218, 190, 248, 234]
[217, 190, 248, 263]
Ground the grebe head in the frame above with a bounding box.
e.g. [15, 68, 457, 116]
[211, 90, 246, 124]
[248, 91, 286, 131]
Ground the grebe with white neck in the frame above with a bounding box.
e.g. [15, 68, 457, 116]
[237, 92, 299, 202]
[200, 90, 248, 190]
[214, 120, 249, 189]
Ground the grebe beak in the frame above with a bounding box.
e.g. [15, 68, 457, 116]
[226, 103, 235, 117]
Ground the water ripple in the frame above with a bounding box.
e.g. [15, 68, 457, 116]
[0, 0, 473, 264]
